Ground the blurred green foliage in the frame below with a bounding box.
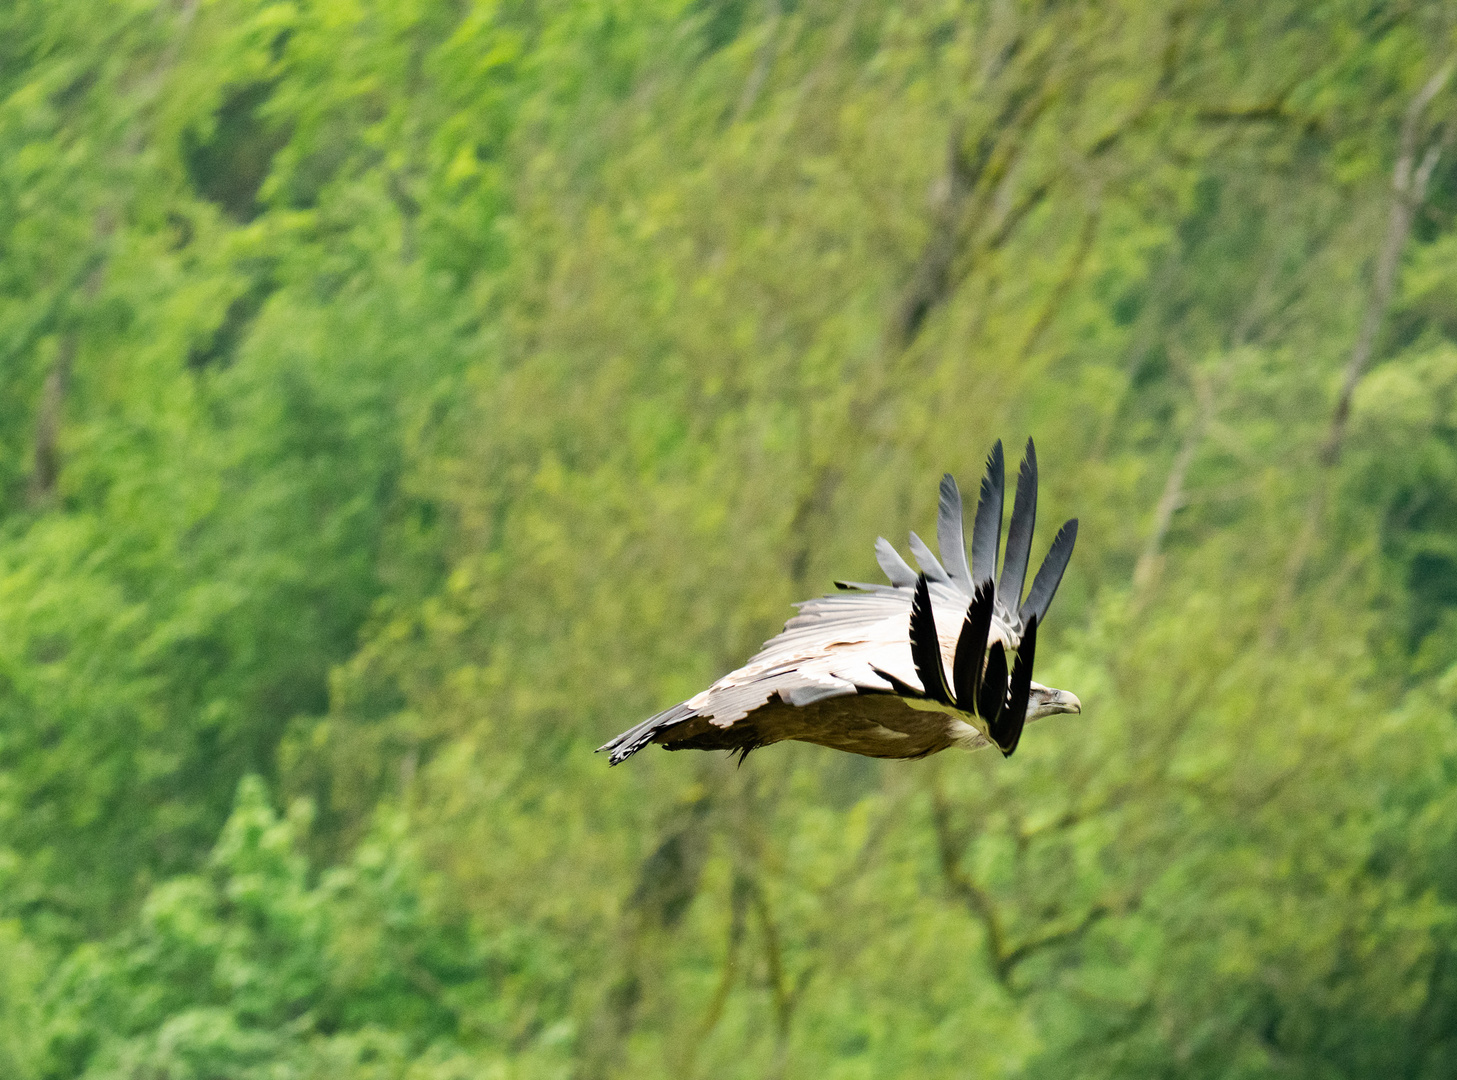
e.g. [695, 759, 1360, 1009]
[5, 0, 1457, 1076]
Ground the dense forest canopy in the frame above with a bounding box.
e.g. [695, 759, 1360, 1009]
[4, 0, 1457, 1076]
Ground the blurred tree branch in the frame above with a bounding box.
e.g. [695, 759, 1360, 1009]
[1017, 203, 1101, 362]
[734, 0, 783, 122]
[1132, 253, 1283, 599]
[28, 239, 109, 507]
[1276, 57, 1455, 625]
[1322, 59, 1456, 466]
[893, 5, 1182, 353]
[682, 874, 748, 1077]
[892, 30, 1056, 348]
[927, 767, 1115, 992]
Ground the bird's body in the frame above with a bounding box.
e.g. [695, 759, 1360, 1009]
[600, 440, 1082, 765]
[647, 693, 986, 760]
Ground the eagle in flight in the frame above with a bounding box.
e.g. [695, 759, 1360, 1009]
[600, 440, 1081, 764]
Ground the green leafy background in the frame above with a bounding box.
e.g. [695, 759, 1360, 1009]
[5, 0, 1457, 1076]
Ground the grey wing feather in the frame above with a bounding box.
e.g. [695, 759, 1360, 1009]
[784, 681, 857, 707]
[875, 537, 918, 587]
[971, 441, 1005, 586]
[998, 439, 1038, 615]
[936, 474, 975, 594]
[908, 531, 951, 584]
[1020, 519, 1078, 624]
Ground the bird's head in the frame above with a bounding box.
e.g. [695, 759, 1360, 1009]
[1026, 682, 1081, 722]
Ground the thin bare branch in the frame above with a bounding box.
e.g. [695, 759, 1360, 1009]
[892, 45, 1060, 348]
[1272, 58, 1456, 631]
[999, 904, 1110, 973]
[1131, 396, 1206, 594]
[29, 248, 108, 507]
[28, 336, 76, 507]
[1132, 252, 1280, 597]
[927, 773, 1011, 985]
[1321, 58, 1455, 466]
[733, 0, 783, 123]
[929, 768, 1110, 990]
[680, 873, 749, 1078]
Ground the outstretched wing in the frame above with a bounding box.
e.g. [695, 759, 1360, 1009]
[599, 441, 1076, 764]
[598, 580, 1003, 764]
[598, 569, 1003, 764]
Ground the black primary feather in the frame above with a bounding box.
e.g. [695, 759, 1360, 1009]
[995, 616, 1037, 757]
[910, 574, 954, 704]
[998, 439, 1038, 612]
[735, 742, 762, 766]
[1020, 519, 1078, 625]
[937, 474, 974, 595]
[953, 581, 994, 708]
[977, 640, 1008, 724]
[971, 440, 1005, 586]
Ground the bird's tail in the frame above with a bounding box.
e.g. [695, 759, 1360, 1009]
[596, 701, 696, 765]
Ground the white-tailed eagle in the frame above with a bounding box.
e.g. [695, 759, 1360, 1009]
[600, 440, 1080, 764]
